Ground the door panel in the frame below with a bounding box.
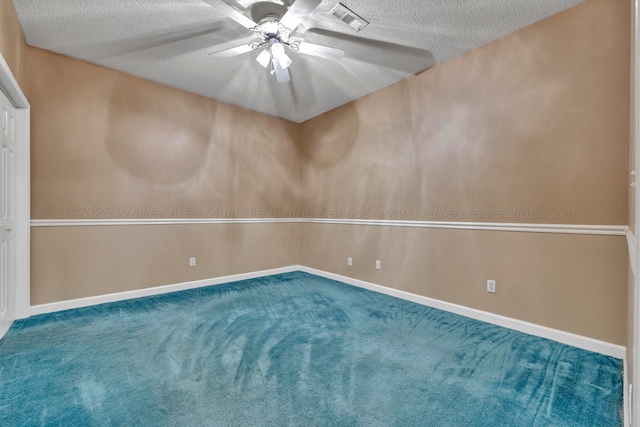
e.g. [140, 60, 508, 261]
[0, 88, 16, 338]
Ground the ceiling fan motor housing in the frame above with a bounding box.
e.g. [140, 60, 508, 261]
[258, 15, 282, 37]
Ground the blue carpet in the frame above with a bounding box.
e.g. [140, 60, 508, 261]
[0, 272, 623, 426]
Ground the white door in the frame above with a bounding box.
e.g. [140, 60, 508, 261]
[0, 88, 16, 338]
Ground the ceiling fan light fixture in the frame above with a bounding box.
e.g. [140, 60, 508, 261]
[270, 41, 285, 57]
[256, 49, 271, 68]
[276, 52, 292, 69]
[269, 40, 292, 69]
[208, 0, 343, 85]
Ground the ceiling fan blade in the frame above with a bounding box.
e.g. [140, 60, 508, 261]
[279, 0, 322, 32]
[85, 22, 225, 61]
[273, 58, 291, 83]
[305, 28, 436, 72]
[209, 43, 254, 59]
[293, 42, 344, 62]
[202, 0, 259, 30]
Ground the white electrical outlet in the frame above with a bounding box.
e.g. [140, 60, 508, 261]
[190, 257, 196, 267]
[487, 279, 496, 293]
[348, 257, 352, 266]
[376, 260, 381, 270]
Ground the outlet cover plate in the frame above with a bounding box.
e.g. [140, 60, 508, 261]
[487, 279, 496, 293]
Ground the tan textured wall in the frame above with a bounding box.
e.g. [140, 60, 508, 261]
[31, 223, 300, 305]
[300, 0, 629, 226]
[30, 48, 300, 219]
[0, 0, 28, 93]
[300, 0, 630, 344]
[29, 48, 302, 303]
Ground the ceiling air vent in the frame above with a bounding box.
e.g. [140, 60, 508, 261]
[328, 3, 369, 32]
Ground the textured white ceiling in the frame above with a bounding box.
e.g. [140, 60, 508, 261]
[12, 0, 584, 123]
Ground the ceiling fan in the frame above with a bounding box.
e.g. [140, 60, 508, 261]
[204, 0, 345, 83]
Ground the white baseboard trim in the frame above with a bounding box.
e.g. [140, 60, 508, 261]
[29, 266, 299, 316]
[29, 265, 625, 360]
[624, 355, 631, 427]
[298, 266, 626, 359]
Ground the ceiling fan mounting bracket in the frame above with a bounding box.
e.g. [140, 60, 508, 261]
[259, 14, 281, 24]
